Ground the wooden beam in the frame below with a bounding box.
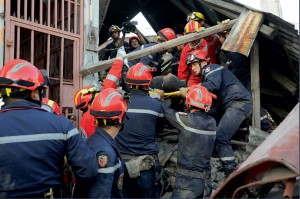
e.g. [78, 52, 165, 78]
[250, 40, 261, 129]
[261, 88, 287, 97]
[80, 19, 237, 76]
[99, 0, 110, 31]
[199, 0, 276, 39]
[270, 70, 297, 95]
[169, 0, 190, 15]
[275, 35, 298, 81]
[259, 23, 278, 39]
[200, 0, 243, 14]
[208, 5, 239, 19]
[264, 104, 289, 120]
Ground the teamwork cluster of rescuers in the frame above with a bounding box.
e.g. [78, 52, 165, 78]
[0, 11, 274, 199]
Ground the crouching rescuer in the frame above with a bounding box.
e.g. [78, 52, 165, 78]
[153, 85, 217, 198]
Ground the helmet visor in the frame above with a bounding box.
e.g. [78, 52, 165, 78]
[187, 13, 197, 22]
[186, 54, 198, 65]
[0, 77, 35, 87]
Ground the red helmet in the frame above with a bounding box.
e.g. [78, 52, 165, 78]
[0, 59, 45, 91]
[157, 28, 176, 41]
[129, 36, 141, 45]
[186, 85, 216, 111]
[186, 49, 209, 65]
[90, 88, 127, 123]
[184, 20, 202, 35]
[74, 86, 98, 110]
[126, 63, 152, 86]
[42, 98, 62, 115]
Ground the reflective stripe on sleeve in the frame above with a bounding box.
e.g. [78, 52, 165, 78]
[175, 113, 216, 135]
[97, 159, 122, 174]
[205, 66, 224, 78]
[67, 128, 80, 139]
[127, 109, 164, 117]
[106, 74, 119, 85]
[0, 128, 79, 144]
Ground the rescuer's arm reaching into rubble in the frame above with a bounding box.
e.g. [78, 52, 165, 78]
[102, 46, 127, 90]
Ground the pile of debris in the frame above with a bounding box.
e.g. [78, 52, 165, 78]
[157, 125, 269, 198]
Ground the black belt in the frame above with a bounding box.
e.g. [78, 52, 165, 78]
[176, 166, 210, 179]
[120, 153, 159, 162]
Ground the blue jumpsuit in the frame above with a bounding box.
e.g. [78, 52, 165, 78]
[0, 101, 97, 198]
[201, 64, 252, 176]
[86, 127, 125, 198]
[116, 89, 164, 198]
[129, 43, 164, 76]
[103, 41, 129, 60]
[161, 103, 216, 198]
[225, 51, 271, 131]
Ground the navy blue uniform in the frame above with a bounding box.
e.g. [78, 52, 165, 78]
[225, 51, 251, 90]
[86, 127, 125, 198]
[201, 64, 252, 175]
[129, 43, 164, 76]
[162, 103, 216, 198]
[103, 41, 129, 60]
[225, 51, 271, 131]
[0, 101, 97, 198]
[116, 89, 164, 198]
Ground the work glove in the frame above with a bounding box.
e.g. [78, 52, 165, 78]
[125, 155, 155, 178]
[217, 19, 231, 25]
[116, 46, 127, 61]
[196, 27, 206, 33]
[152, 89, 164, 100]
[179, 87, 188, 98]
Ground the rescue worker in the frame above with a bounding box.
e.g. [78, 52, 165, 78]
[178, 17, 221, 87]
[128, 28, 176, 77]
[185, 50, 252, 177]
[128, 35, 142, 53]
[187, 11, 221, 64]
[154, 85, 217, 198]
[187, 11, 206, 25]
[74, 86, 99, 139]
[85, 88, 154, 198]
[116, 63, 164, 198]
[41, 97, 62, 115]
[103, 24, 129, 60]
[75, 46, 131, 139]
[0, 59, 97, 198]
[218, 30, 272, 132]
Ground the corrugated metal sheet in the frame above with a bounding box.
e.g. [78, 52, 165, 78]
[222, 9, 264, 56]
[211, 103, 299, 198]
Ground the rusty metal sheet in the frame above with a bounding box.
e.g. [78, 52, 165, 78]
[222, 9, 264, 57]
[211, 103, 299, 198]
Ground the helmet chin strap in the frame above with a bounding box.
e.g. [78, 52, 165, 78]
[196, 63, 208, 77]
[25, 88, 44, 106]
[189, 39, 201, 49]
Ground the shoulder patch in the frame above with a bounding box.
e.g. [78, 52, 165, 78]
[204, 66, 211, 73]
[98, 155, 108, 168]
[178, 112, 188, 116]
